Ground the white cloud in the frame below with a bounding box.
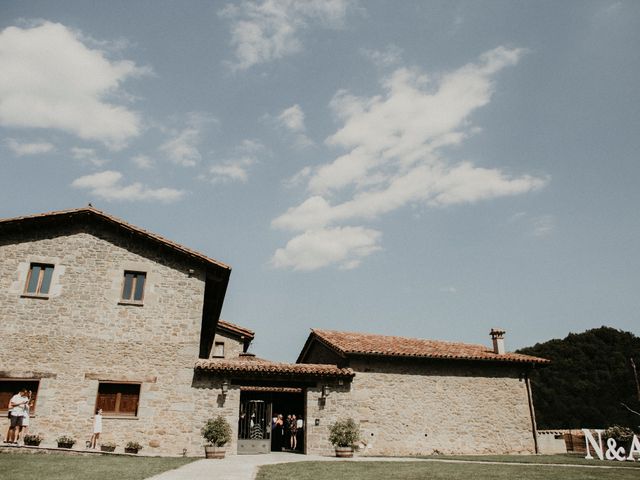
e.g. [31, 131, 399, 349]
[220, 0, 353, 70]
[159, 113, 216, 167]
[71, 170, 184, 202]
[131, 154, 154, 169]
[203, 139, 265, 184]
[0, 22, 149, 149]
[4, 138, 54, 156]
[276, 104, 313, 148]
[271, 226, 382, 271]
[278, 104, 306, 132]
[70, 147, 107, 166]
[272, 47, 548, 270]
[531, 215, 555, 237]
[207, 157, 255, 184]
[361, 44, 403, 68]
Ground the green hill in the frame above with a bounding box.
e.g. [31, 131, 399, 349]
[517, 326, 640, 430]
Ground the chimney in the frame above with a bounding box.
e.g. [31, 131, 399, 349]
[490, 328, 506, 355]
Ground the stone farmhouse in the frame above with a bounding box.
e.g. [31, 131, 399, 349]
[1, 206, 549, 456]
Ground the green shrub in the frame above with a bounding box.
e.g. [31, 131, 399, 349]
[23, 434, 43, 446]
[56, 435, 76, 447]
[604, 425, 635, 445]
[126, 441, 143, 450]
[201, 416, 232, 447]
[328, 418, 360, 447]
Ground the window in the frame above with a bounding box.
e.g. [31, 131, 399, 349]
[24, 264, 54, 296]
[0, 380, 39, 414]
[96, 383, 140, 416]
[213, 342, 225, 358]
[121, 271, 146, 303]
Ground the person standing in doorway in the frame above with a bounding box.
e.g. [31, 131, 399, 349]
[90, 408, 102, 449]
[296, 415, 304, 452]
[289, 414, 298, 450]
[6, 389, 28, 444]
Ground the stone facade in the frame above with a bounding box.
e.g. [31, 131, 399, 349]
[1, 208, 545, 458]
[299, 336, 540, 456]
[0, 219, 228, 456]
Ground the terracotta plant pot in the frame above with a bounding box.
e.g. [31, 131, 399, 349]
[335, 446, 354, 458]
[204, 445, 226, 459]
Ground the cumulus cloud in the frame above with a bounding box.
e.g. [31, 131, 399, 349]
[131, 154, 154, 169]
[203, 139, 265, 184]
[4, 138, 54, 156]
[159, 113, 216, 167]
[275, 104, 313, 148]
[220, 0, 353, 70]
[207, 157, 255, 183]
[531, 215, 555, 237]
[271, 226, 382, 271]
[361, 44, 403, 68]
[71, 170, 184, 202]
[70, 147, 107, 166]
[271, 47, 548, 270]
[0, 22, 149, 149]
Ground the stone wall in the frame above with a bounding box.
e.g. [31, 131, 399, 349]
[304, 380, 354, 455]
[211, 331, 245, 359]
[0, 226, 223, 456]
[347, 358, 536, 456]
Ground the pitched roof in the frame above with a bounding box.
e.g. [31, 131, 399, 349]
[195, 356, 354, 378]
[217, 320, 255, 340]
[0, 206, 230, 270]
[299, 329, 550, 365]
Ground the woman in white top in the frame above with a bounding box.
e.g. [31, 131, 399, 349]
[90, 408, 102, 449]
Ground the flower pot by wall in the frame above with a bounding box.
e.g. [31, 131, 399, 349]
[124, 447, 140, 454]
[100, 445, 116, 452]
[57, 443, 74, 449]
[204, 445, 226, 459]
[335, 446, 354, 458]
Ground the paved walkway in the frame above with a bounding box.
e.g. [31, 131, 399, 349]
[147, 453, 637, 480]
[146, 452, 329, 480]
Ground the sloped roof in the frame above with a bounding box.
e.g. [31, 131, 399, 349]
[195, 356, 354, 378]
[298, 329, 550, 365]
[0, 206, 230, 271]
[217, 320, 255, 340]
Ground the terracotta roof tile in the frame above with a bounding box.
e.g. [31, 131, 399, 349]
[217, 320, 255, 339]
[195, 357, 354, 378]
[309, 329, 550, 365]
[0, 206, 230, 270]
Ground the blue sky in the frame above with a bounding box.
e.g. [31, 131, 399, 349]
[1, 1, 639, 361]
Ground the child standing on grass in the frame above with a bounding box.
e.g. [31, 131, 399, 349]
[90, 408, 102, 449]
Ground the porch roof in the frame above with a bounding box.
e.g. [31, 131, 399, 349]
[194, 357, 354, 378]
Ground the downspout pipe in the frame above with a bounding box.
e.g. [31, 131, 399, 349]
[525, 370, 539, 454]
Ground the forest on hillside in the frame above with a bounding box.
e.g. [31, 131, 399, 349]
[517, 326, 640, 430]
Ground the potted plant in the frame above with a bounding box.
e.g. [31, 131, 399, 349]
[23, 434, 43, 446]
[56, 435, 76, 449]
[125, 441, 143, 454]
[201, 416, 232, 459]
[100, 441, 117, 452]
[328, 418, 360, 458]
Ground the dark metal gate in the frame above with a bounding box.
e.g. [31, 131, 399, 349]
[238, 398, 271, 454]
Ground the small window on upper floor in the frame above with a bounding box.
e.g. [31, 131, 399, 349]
[213, 342, 225, 358]
[24, 264, 54, 296]
[121, 271, 146, 304]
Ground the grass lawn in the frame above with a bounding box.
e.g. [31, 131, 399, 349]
[420, 454, 640, 468]
[0, 452, 195, 480]
[256, 459, 640, 480]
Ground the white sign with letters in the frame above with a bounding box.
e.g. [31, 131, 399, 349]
[582, 429, 640, 461]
